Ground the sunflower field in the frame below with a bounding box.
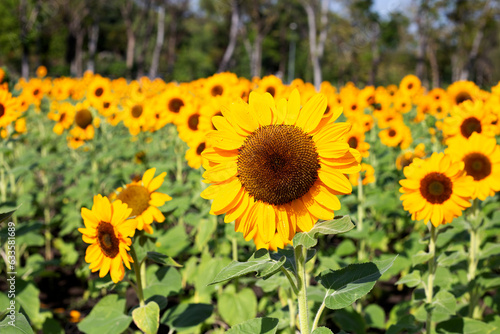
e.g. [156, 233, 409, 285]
[0, 68, 499, 334]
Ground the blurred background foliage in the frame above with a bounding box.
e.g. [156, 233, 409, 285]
[1, 0, 500, 87]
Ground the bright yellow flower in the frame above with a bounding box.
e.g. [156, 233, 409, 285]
[201, 89, 360, 250]
[78, 195, 136, 283]
[445, 132, 500, 200]
[112, 168, 172, 234]
[399, 153, 474, 227]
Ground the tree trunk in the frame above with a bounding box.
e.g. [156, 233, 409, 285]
[149, 2, 165, 79]
[427, 42, 439, 88]
[302, 0, 329, 91]
[249, 34, 263, 78]
[121, 0, 135, 79]
[71, 29, 84, 77]
[415, 1, 427, 82]
[165, 16, 178, 80]
[369, 30, 380, 86]
[19, 0, 30, 78]
[136, 0, 154, 78]
[87, 22, 99, 73]
[218, 0, 240, 73]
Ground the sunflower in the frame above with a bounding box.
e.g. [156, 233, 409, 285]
[204, 72, 239, 98]
[399, 74, 421, 97]
[0, 89, 19, 128]
[48, 102, 75, 135]
[73, 101, 96, 140]
[349, 163, 375, 186]
[185, 135, 208, 169]
[157, 86, 189, 124]
[396, 143, 426, 170]
[442, 100, 496, 145]
[378, 120, 412, 149]
[111, 168, 172, 234]
[36, 65, 47, 78]
[78, 194, 136, 283]
[393, 93, 413, 114]
[345, 123, 370, 158]
[399, 152, 474, 227]
[122, 98, 151, 136]
[445, 132, 500, 200]
[87, 75, 111, 109]
[201, 89, 361, 250]
[447, 81, 479, 106]
[255, 75, 285, 100]
[176, 104, 212, 146]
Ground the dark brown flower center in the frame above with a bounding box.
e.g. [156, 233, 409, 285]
[97, 222, 119, 258]
[455, 91, 472, 104]
[237, 125, 320, 206]
[420, 172, 453, 204]
[60, 112, 66, 123]
[460, 117, 482, 138]
[116, 185, 150, 217]
[131, 105, 143, 118]
[75, 109, 93, 129]
[211, 85, 223, 96]
[0, 103, 5, 118]
[103, 102, 110, 109]
[196, 142, 206, 155]
[95, 87, 104, 97]
[464, 152, 491, 181]
[348, 136, 358, 149]
[266, 86, 276, 97]
[388, 129, 397, 137]
[407, 83, 413, 90]
[351, 104, 357, 111]
[33, 89, 40, 97]
[168, 98, 184, 113]
[188, 114, 199, 130]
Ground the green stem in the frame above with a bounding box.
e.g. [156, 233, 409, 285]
[280, 267, 299, 296]
[468, 199, 481, 318]
[357, 174, 366, 262]
[295, 245, 310, 334]
[130, 245, 145, 307]
[287, 297, 296, 333]
[0, 152, 6, 202]
[232, 237, 238, 262]
[312, 299, 326, 331]
[426, 223, 437, 334]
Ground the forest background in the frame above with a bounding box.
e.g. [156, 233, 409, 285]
[1, 0, 500, 88]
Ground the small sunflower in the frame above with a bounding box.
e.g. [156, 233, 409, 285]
[447, 81, 479, 106]
[396, 143, 426, 170]
[176, 104, 212, 146]
[186, 135, 208, 169]
[399, 74, 421, 97]
[255, 75, 285, 100]
[112, 168, 172, 234]
[201, 89, 360, 250]
[442, 100, 496, 145]
[87, 75, 111, 109]
[0, 89, 19, 128]
[349, 163, 375, 186]
[399, 153, 474, 227]
[78, 195, 136, 283]
[445, 132, 500, 200]
[379, 121, 411, 149]
[49, 102, 75, 135]
[73, 100, 97, 140]
[345, 123, 370, 158]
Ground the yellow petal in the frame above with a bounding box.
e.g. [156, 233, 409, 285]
[285, 89, 301, 124]
[296, 93, 327, 133]
[142, 168, 156, 188]
[318, 169, 352, 194]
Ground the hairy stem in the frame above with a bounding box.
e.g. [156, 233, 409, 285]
[295, 245, 310, 334]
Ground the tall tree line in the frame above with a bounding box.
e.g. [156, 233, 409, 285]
[2, 0, 499, 87]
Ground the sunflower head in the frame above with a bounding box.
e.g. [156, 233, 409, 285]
[201, 89, 360, 249]
[399, 153, 474, 227]
[113, 168, 172, 234]
[78, 195, 136, 283]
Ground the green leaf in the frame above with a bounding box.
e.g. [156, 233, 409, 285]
[226, 317, 279, 334]
[161, 303, 213, 330]
[438, 251, 465, 267]
[364, 304, 385, 329]
[77, 295, 132, 334]
[143, 266, 182, 300]
[0, 205, 20, 225]
[132, 301, 160, 334]
[312, 327, 334, 334]
[411, 250, 432, 266]
[154, 224, 190, 257]
[209, 249, 286, 285]
[293, 216, 354, 248]
[436, 317, 497, 334]
[332, 308, 366, 334]
[270, 247, 316, 272]
[432, 290, 457, 318]
[0, 312, 34, 334]
[318, 256, 397, 310]
[146, 252, 182, 267]
[16, 281, 43, 327]
[480, 243, 500, 260]
[195, 217, 217, 251]
[396, 271, 421, 288]
[218, 286, 257, 327]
